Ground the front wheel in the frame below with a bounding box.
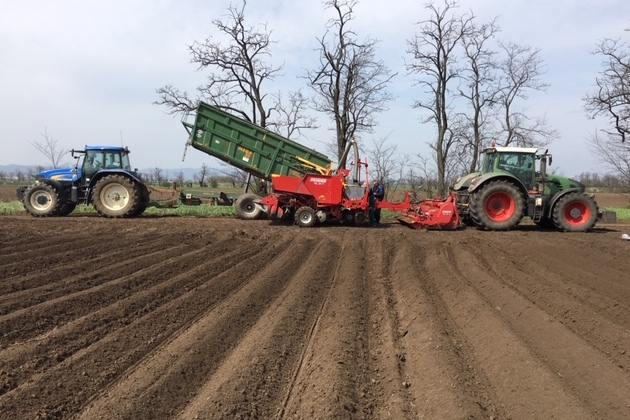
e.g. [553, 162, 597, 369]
[470, 180, 525, 231]
[552, 193, 598, 232]
[92, 175, 144, 218]
[295, 206, 316, 227]
[23, 184, 61, 217]
[235, 193, 263, 220]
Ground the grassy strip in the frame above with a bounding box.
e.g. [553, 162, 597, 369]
[1, 200, 629, 221]
[0, 201, 236, 217]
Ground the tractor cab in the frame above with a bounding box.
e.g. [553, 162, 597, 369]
[481, 146, 549, 191]
[76, 146, 133, 186]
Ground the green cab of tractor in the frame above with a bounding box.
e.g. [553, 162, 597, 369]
[453, 146, 600, 232]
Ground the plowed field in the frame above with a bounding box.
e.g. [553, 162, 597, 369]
[1, 209, 630, 419]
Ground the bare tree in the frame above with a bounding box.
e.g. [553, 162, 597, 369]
[175, 171, 186, 188]
[155, 0, 313, 136]
[152, 167, 168, 186]
[367, 136, 407, 199]
[589, 132, 630, 190]
[584, 38, 630, 143]
[306, 0, 395, 168]
[406, 0, 472, 195]
[31, 128, 66, 168]
[495, 42, 558, 147]
[459, 18, 500, 172]
[270, 90, 317, 139]
[195, 163, 210, 187]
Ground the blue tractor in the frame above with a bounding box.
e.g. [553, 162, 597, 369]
[17, 146, 150, 217]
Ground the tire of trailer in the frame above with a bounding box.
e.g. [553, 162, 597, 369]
[470, 180, 525, 231]
[342, 210, 355, 226]
[92, 175, 144, 218]
[235, 193, 263, 220]
[552, 192, 598, 232]
[23, 183, 62, 217]
[295, 206, 316, 227]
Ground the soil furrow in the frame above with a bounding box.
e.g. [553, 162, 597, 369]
[433, 242, 595, 418]
[0, 234, 282, 399]
[177, 234, 343, 420]
[459, 236, 630, 372]
[281, 232, 372, 418]
[0, 232, 300, 419]
[69, 230, 313, 419]
[363, 233, 413, 419]
[449, 243, 630, 418]
[0, 213, 629, 419]
[0, 230, 186, 294]
[387, 232, 496, 419]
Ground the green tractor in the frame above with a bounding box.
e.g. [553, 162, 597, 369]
[453, 146, 600, 232]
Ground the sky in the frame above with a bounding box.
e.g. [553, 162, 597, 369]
[1, 0, 629, 177]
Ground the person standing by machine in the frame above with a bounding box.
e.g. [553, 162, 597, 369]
[372, 180, 385, 226]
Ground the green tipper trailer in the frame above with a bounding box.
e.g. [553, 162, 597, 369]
[183, 102, 332, 180]
[181, 101, 333, 219]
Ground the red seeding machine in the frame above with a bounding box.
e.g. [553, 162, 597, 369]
[183, 102, 600, 232]
[256, 139, 411, 227]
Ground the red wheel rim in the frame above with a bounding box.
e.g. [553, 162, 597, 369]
[484, 191, 515, 222]
[564, 201, 590, 226]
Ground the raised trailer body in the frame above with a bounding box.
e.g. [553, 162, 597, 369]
[182, 102, 334, 218]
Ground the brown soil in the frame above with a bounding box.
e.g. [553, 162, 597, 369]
[1, 208, 630, 419]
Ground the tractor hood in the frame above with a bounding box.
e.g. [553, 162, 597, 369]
[453, 172, 481, 191]
[546, 173, 585, 191]
[35, 167, 78, 182]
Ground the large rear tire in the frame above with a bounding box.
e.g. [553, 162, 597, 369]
[552, 192, 598, 232]
[92, 175, 144, 218]
[128, 184, 150, 217]
[470, 180, 525, 231]
[235, 193, 263, 220]
[23, 184, 61, 217]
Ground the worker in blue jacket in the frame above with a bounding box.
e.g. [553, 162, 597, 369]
[372, 180, 385, 226]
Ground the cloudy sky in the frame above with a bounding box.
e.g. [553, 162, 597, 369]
[1, 0, 629, 177]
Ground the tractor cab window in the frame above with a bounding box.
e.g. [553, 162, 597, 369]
[120, 152, 132, 170]
[497, 153, 535, 189]
[104, 152, 122, 169]
[83, 151, 104, 180]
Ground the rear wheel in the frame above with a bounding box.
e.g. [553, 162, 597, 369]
[128, 184, 150, 217]
[23, 184, 61, 217]
[470, 180, 525, 231]
[92, 175, 143, 218]
[295, 206, 316, 227]
[552, 192, 598, 232]
[342, 210, 356, 226]
[235, 193, 263, 220]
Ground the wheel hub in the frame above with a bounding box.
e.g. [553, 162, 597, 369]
[569, 207, 582, 218]
[36, 195, 49, 205]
